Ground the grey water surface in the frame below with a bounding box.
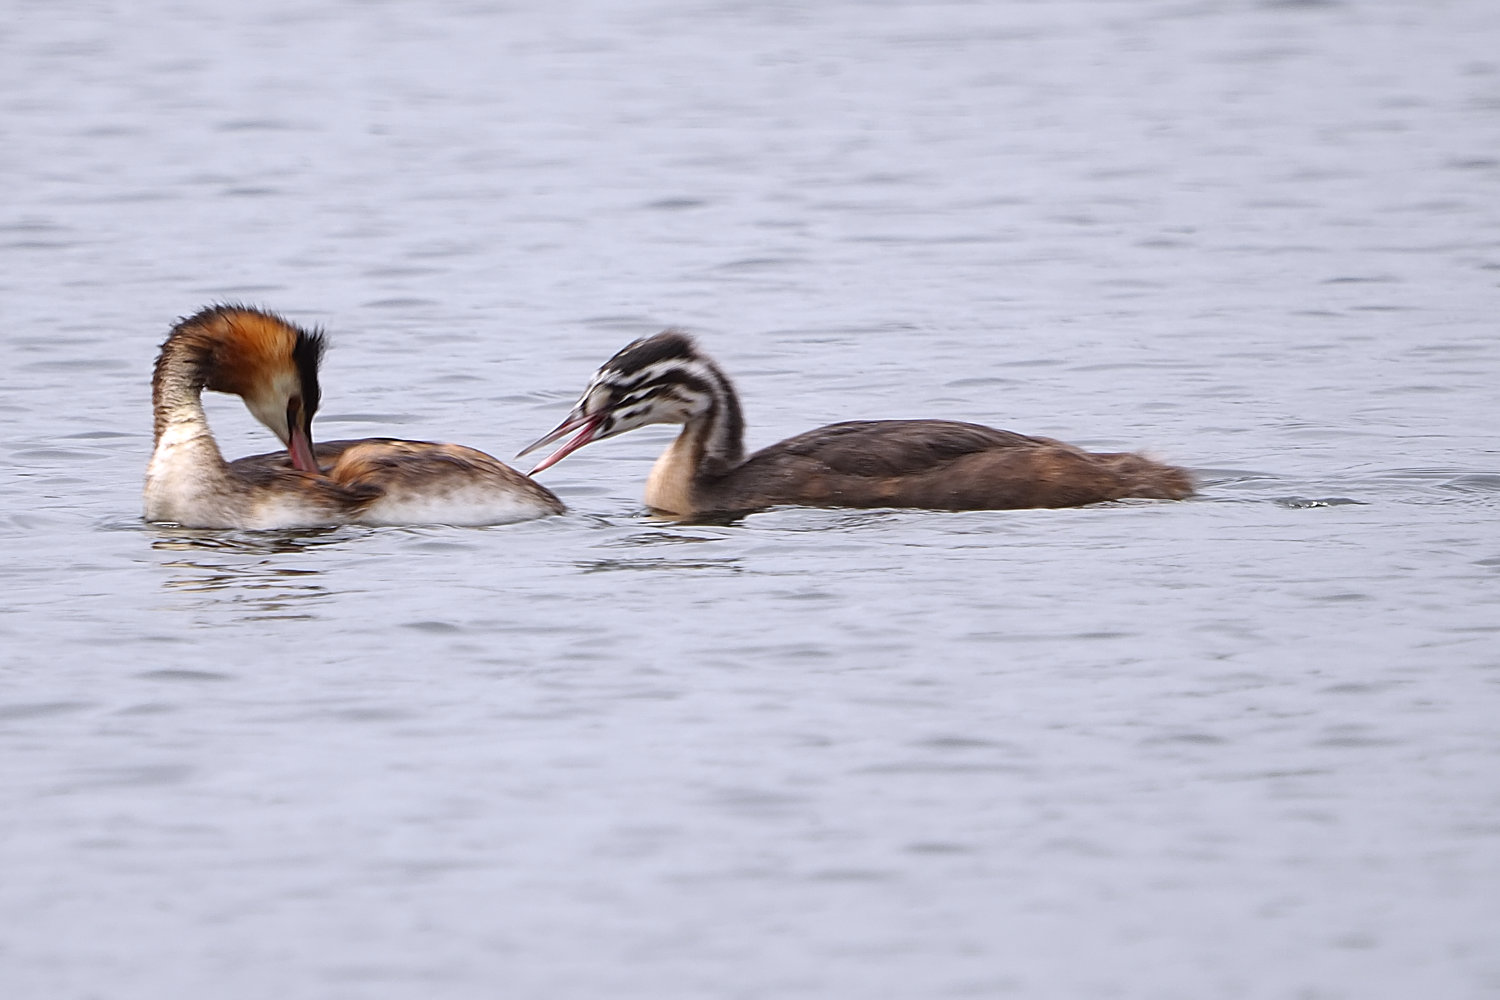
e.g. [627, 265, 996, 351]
[3, 1, 1499, 998]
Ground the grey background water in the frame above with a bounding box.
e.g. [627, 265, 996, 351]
[3, 1, 1499, 997]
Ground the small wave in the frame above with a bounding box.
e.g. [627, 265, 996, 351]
[1273, 496, 1365, 508]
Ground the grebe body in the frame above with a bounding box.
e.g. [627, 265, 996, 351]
[230, 438, 563, 527]
[521, 332, 1193, 517]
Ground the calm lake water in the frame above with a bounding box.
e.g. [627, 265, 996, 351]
[3, 1, 1499, 997]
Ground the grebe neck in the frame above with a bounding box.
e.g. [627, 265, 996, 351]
[150, 332, 226, 468]
[683, 355, 745, 478]
[643, 361, 745, 514]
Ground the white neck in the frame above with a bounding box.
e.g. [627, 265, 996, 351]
[144, 360, 235, 524]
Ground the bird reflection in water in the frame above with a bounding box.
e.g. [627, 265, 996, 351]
[578, 527, 743, 576]
[579, 557, 742, 575]
[149, 528, 345, 619]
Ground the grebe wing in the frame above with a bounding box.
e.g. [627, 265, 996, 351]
[747, 420, 1049, 478]
[730, 420, 1187, 510]
[228, 439, 402, 475]
[326, 439, 528, 485]
[212, 455, 383, 523]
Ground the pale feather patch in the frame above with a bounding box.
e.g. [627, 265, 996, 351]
[144, 418, 227, 524]
[240, 495, 351, 531]
[358, 485, 558, 527]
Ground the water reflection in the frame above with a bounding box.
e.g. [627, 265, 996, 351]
[580, 557, 742, 575]
[599, 528, 730, 547]
[1272, 496, 1365, 508]
[579, 525, 743, 574]
[148, 526, 353, 619]
[148, 526, 354, 555]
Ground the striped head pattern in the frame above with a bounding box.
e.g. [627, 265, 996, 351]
[520, 331, 741, 475]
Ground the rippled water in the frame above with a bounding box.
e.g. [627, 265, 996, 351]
[3, 1, 1499, 997]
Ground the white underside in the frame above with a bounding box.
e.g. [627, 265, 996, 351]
[146, 485, 556, 531]
[142, 423, 259, 528]
[144, 470, 342, 531]
[355, 488, 557, 527]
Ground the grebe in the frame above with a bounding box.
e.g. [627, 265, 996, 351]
[145, 305, 563, 529]
[519, 332, 1194, 517]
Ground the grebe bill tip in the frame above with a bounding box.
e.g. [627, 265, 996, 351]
[521, 413, 604, 475]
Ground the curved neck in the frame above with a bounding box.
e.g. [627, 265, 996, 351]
[150, 334, 225, 466]
[684, 356, 745, 478]
[643, 360, 745, 515]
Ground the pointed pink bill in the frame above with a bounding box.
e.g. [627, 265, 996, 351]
[287, 422, 322, 474]
[518, 410, 603, 476]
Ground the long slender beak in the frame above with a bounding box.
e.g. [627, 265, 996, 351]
[517, 408, 603, 476]
[287, 404, 322, 474]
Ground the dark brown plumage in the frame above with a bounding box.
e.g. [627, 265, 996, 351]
[708, 420, 1193, 511]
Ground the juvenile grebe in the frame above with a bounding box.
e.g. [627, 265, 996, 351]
[519, 332, 1194, 516]
[145, 305, 563, 528]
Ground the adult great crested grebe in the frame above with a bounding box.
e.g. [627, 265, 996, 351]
[145, 305, 563, 529]
[519, 331, 1194, 517]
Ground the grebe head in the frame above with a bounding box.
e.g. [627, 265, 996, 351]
[519, 331, 721, 474]
[166, 305, 325, 472]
